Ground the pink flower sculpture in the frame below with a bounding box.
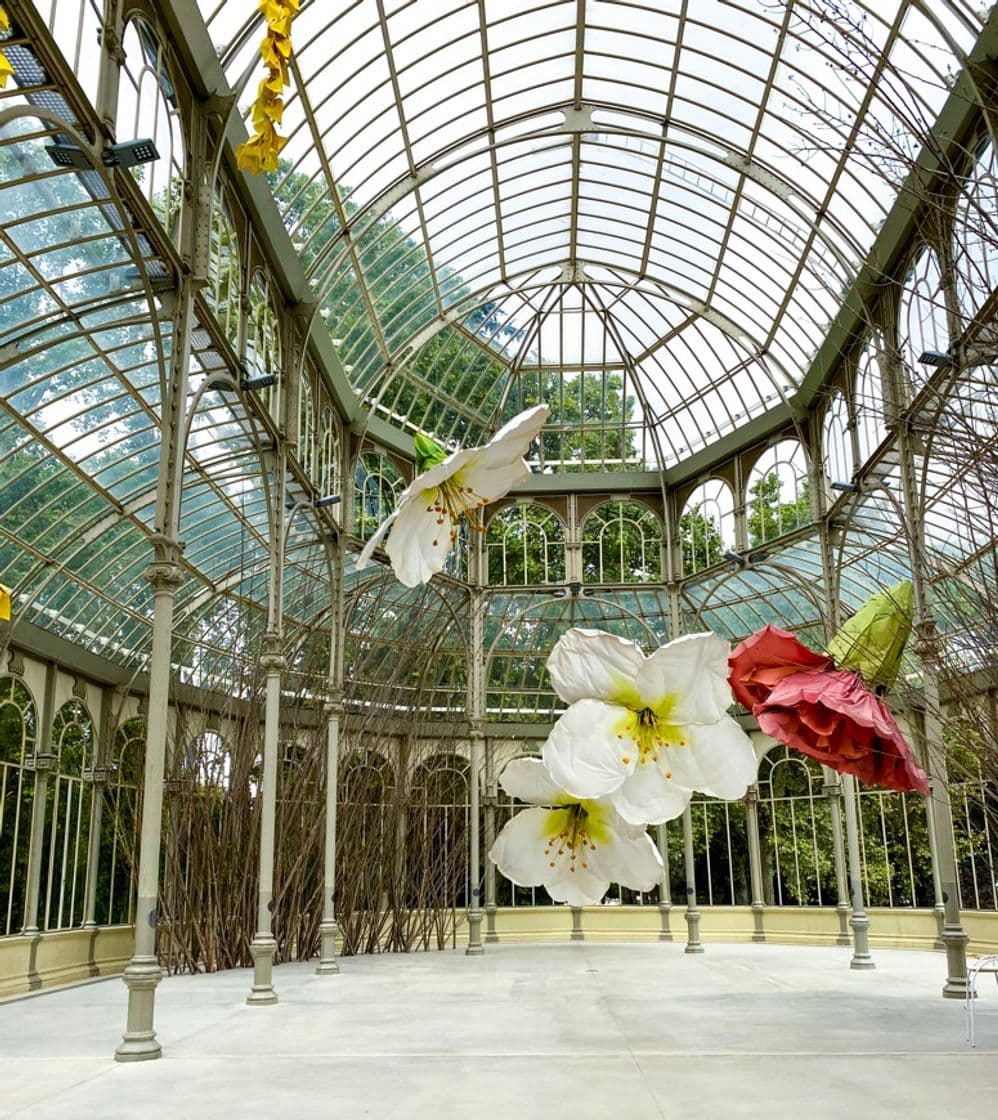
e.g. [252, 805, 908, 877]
[728, 623, 929, 796]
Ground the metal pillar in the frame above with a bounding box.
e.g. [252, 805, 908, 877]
[841, 774, 874, 969]
[22, 663, 57, 944]
[656, 821, 672, 941]
[483, 739, 498, 944]
[466, 727, 485, 955]
[247, 634, 285, 1004]
[115, 542, 185, 1060]
[822, 771, 852, 946]
[682, 806, 703, 953]
[81, 768, 108, 930]
[316, 694, 342, 975]
[570, 907, 584, 941]
[744, 786, 766, 942]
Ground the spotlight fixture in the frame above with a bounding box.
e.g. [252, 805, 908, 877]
[830, 480, 860, 493]
[918, 350, 951, 368]
[723, 549, 748, 566]
[241, 374, 278, 391]
[314, 494, 342, 509]
[103, 139, 160, 168]
[45, 138, 160, 171]
[550, 588, 568, 598]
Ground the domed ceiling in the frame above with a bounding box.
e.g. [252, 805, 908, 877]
[202, 0, 978, 465]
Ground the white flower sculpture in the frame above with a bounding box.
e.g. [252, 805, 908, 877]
[356, 404, 549, 587]
[541, 628, 758, 825]
[488, 758, 663, 907]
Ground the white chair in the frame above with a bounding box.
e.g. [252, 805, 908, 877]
[966, 955, 998, 1047]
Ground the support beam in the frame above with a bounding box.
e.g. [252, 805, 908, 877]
[841, 774, 875, 970]
[682, 806, 703, 954]
[656, 821, 672, 941]
[745, 785, 766, 943]
[316, 694, 342, 975]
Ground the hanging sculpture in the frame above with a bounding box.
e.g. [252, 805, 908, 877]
[236, 0, 298, 174]
[356, 404, 549, 587]
[488, 758, 664, 907]
[0, 582, 9, 622]
[728, 581, 929, 795]
[540, 628, 758, 824]
[0, 6, 13, 89]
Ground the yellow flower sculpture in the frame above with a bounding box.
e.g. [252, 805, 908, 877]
[0, 6, 14, 90]
[236, 0, 298, 174]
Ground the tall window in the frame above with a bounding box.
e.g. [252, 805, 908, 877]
[582, 500, 662, 583]
[354, 451, 404, 541]
[899, 248, 948, 397]
[745, 441, 810, 546]
[486, 503, 566, 585]
[206, 191, 242, 351]
[0, 677, 36, 935]
[822, 390, 854, 489]
[954, 141, 997, 319]
[246, 273, 282, 422]
[298, 371, 314, 479]
[680, 479, 735, 576]
[855, 338, 887, 464]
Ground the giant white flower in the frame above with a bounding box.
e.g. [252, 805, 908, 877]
[540, 628, 757, 826]
[489, 758, 663, 907]
[356, 404, 548, 588]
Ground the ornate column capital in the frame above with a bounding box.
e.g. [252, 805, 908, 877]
[83, 766, 112, 785]
[743, 785, 759, 804]
[260, 631, 287, 674]
[145, 534, 185, 592]
[323, 690, 345, 720]
[28, 753, 57, 773]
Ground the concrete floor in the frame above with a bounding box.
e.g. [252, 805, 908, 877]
[1, 942, 996, 1119]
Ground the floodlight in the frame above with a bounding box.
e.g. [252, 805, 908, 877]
[723, 549, 748, 566]
[45, 143, 92, 170]
[102, 139, 160, 169]
[241, 374, 278, 391]
[830, 481, 860, 493]
[314, 494, 342, 509]
[918, 350, 951, 368]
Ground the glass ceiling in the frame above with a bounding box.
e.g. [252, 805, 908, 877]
[203, 0, 981, 465]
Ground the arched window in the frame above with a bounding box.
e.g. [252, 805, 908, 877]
[582, 500, 662, 583]
[44, 699, 96, 930]
[680, 479, 735, 576]
[899, 248, 949, 397]
[486, 503, 566, 585]
[354, 451, 404, 541]
[338, 749, 395, 920]
[117, 17, 186, 243]
[317, 406, 342, 518]
[298, 371, 314, 479]
[745, 441, 810, 547]
[407, 754, 470, 917]
[855, 338, 887, 464]
[822, 390, 854, 488]
[206, 190, 242, 350]
[0, 677, 37, 934]
[246, 273, 282, 421]
[954, 141, 997, 319]
[756, 746, 835, 906]
[101, 717, 145, 925]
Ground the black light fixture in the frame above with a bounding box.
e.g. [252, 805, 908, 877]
[831, 480, 860, 493]
[918, 350, 951, 368]
[314, 494, 342, 509]
[102, 139, 160, 168]
[241, 374, 278, 391]
[723, 549, 748, 566]
[46, 138, 160, 170]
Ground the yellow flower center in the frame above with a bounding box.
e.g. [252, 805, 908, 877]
[423, 471, 490, 548]
[542, 801, 609, 874]
[614, 704, 687, 777]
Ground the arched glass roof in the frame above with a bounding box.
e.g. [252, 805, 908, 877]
[202, 0, 982, 464]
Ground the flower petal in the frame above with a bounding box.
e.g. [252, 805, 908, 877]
[488, 805, 559, 887]
[662, 716, 759, 800]
[457, 455, 530, 505]
[547, 628, 646, 706]
[593, 820, 664, 891]
[728, 624, 831, 710]
[406, 447, 476, 497]
[545, 862, 611, 908]
[542, 699, 636, 799]
[498, 757, 565, 805]
[355, 508, 399, 571]
[636, 632, 733, 724]
[479, 404, 549, 463]
[384, 491, 454, 587]
[609, 759, 691, 825]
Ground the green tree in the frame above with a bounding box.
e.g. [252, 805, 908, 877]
[747, 474, 812, 547]
[679, 508, 724, 575]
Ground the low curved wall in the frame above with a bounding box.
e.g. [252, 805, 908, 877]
[489, 905, 998, 954]
[0, 926, 134, 1000]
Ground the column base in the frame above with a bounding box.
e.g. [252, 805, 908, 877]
[465, 912, 484, 956]
[849, 912, 875, 970]
[684, 909, 704, 954]
[247, 935, 278, 1005]
[315, 922, 339, 975]
[115, 957, 164, 1062]
[658, 904, 673, 942]
[941, 922, 969, 999]
[751, 901, 766, 943]
[932, 904, 945, 951]
[22, 930, 42, 992]
[485, 905, 498, 944]
[835, 903, 851, 947]
[570, 908, 584, 942]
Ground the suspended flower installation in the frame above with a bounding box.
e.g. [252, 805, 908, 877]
[0, 582, 10, 622]
[236, 0, 298, 175]
[728, 581, 929, 795]
[540, 629, 758, 825]
[356, 404, 548, 587]
[0, 6, 14, 90]
[488, 758, 663, 907]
